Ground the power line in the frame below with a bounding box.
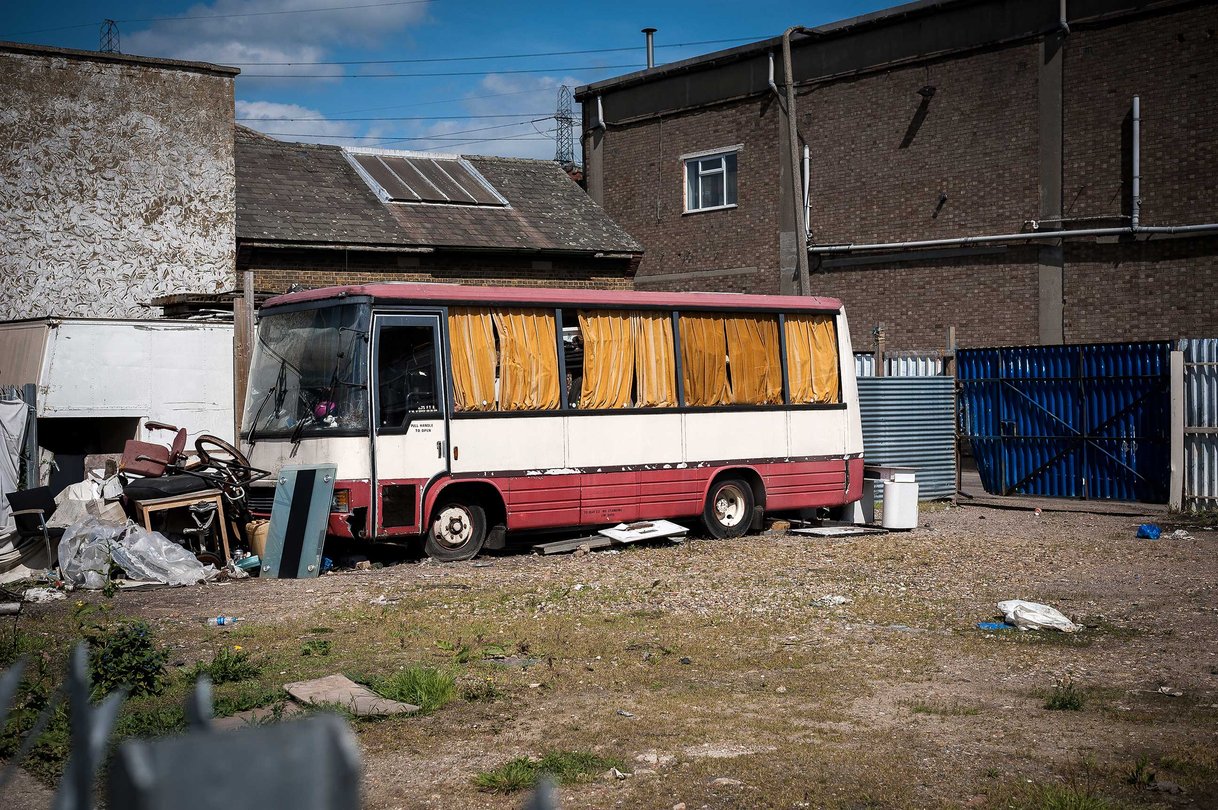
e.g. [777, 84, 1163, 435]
[241, 63, 644, 79]
[235, 113, 552, 122]
[227, 37, 767, 66]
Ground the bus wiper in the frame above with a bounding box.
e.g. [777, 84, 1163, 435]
[245, 358, 288, 452]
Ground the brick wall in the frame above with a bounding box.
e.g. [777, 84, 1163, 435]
[593, 3, 1217, 352]
[600, 98, 782, 292]
[241, 249, 633, 294]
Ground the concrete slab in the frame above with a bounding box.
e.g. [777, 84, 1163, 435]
[211, 701, 305, 731]
[284, 674, 419, 716]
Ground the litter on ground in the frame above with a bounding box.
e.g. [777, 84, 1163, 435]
[996, 599, 1081, 632]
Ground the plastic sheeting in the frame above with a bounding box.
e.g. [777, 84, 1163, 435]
[785, 315, 840, 404]
[0, 397, 28, 532]
[57, 518, 216, 589]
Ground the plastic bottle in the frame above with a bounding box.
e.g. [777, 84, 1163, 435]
[205, 616, 243, 627]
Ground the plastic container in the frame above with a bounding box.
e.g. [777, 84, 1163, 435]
[881, 479, 919, 529]
[205, 616, 243, 627]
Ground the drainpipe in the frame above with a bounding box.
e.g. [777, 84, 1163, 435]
[1059, 0, 1070, 33]
[802, 144, 811, 238]
[642, 28, 657, 69]
[782, 26, 811, 295]
[1131, 94, 1141, 228]
[767, 52, 778, 95]
[591, 95, 606, 131]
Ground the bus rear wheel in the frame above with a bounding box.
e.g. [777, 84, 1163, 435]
[703, 478, 754, 539]
[425, 501, 486, 561]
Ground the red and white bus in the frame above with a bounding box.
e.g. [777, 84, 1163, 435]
[241, 283, 863, 560]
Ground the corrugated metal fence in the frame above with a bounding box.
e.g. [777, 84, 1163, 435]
[857, 376, 956, 499]
[958, 342, 1173, 502]
[854, 352, 944, 378]
[1183, 338, 1218, 510]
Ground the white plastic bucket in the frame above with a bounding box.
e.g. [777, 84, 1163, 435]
[881, 479, 919, 529]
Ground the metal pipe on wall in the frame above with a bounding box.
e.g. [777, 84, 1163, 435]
[781, 26, 811, 295]
[1132, 94, 1141, 228]
[642, 28, 657, 69]
[802, 144, 811, 238]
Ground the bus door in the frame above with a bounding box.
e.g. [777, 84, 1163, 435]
[370, 313, 448, 537]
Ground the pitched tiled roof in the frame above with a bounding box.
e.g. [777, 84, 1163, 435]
[235, 128, 642, 255]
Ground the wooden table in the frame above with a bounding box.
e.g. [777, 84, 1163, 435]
[132, 488, 231, 564]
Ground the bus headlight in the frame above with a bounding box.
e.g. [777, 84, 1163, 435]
[331, 489, 351, 513]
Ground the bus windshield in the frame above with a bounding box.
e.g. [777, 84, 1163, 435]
[242, 303, 370, 439]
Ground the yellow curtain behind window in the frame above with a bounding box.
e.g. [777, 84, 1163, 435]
[448, 308, 497, 412]
[631, 313, 677, 407]
[493, 309, 560, 410]
[725, 315, 782, 405]
[578, 310, 635, 409]
[679, 314, 730, 406]
[785, 314, 840, 404]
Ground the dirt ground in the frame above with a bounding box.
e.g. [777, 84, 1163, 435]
[8, 499, 1218, 809]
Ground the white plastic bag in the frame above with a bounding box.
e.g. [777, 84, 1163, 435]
[58, 517, 126, 590]
[996, 599, 1080, 633]
[111, 524, 217, 586]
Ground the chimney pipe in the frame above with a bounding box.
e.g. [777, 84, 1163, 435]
[642, 27, 657, 68]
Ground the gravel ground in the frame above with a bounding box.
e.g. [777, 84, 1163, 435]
[8, 500, 1218, 809]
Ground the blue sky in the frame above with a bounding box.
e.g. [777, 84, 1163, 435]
[2, 1, 894, 159]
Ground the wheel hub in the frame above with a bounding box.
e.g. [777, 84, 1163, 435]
[714, 485, 746, 527]
[435, 506, 473, 548]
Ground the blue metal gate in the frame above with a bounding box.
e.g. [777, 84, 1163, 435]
[957, 342, 1172, 502]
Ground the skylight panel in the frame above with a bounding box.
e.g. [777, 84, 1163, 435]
[345, 148, 507, 207]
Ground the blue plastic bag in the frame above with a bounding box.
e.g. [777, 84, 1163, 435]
[1136, 523, 1161, 540]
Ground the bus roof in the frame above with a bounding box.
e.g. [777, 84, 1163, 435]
[264, 283, 843, 313]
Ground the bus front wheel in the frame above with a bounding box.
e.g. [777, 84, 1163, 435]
[703, 478, 755, 539]
[425, 501, 487, 561]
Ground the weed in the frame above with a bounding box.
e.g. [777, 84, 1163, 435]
[909, 700, 981, 716]
[82, 618, 169, 699]
[461, 676, 503, 703]
[984, 767, 1001, 779]
[186, 647, 260, 685]
[374, 665, 455, 713]
[1045, 680, 1085, 711]
[114, 705, 187, 740]
[301, 639, 332, 657]
[474, 750, 623, 793]
[1126, 754, 1156, 787]
[213, 685, 285, 717]
[1030, 783, 1112, 810]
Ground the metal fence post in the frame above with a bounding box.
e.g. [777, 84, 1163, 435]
[21, 383, 38, 489]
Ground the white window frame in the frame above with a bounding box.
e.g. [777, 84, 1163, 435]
[682, 145, 741, 214]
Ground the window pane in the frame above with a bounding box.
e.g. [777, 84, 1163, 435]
[686, 163, 698, 210]
[698, 157, 723, 174]
[377, 325, 440, 428]
[725, 153, 738, 205]
[700, 171, 724, 209]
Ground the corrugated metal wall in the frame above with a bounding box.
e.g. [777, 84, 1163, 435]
[1183, 338, 1218, 510]
[857, 376, 956, 499]
[958, 342, 1173, 502]
[855, 352, 944, 378]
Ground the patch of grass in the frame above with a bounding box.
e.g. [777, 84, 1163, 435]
[374, 665, 455, 713]
[473, 750, 623, 793]
[213, 684, 285, 717]
[1045, 679, 1085, 711]
[300, 638, 332, 657]
[908, 699, 981, 716]
[82, 617, 170, 699]
[186, 646, 261, 685]
[461, 675, 503, 703]
[1029, 783, 1113, 810]
[1125, 754, 1157, 787]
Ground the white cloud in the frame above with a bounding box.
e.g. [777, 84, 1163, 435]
[124, 0, 429, 82]
[236, 100, 360, 145]
[401, 73, 582, 160]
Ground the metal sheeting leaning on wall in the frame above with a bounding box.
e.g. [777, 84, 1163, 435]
[854, 352, 944, 378]
[1183, 338, 1218, 509]
[857, 376, 956, 499]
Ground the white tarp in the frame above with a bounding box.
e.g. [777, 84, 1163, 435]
[0, 398, 29, 532]
[996, 599, 1081, 632]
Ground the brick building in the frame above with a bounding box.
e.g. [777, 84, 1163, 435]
[0, 42, 238, 320]
[235, 126, 641, 296]
[576, 0, 1218, 351]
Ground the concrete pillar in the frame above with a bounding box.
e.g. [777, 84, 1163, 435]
[1037, 32, 1065, 344]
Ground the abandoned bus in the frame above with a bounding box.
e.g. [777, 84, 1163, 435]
[241, 283, 864, 560]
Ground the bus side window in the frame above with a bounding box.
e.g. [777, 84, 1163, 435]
[377, 325, 440, 428]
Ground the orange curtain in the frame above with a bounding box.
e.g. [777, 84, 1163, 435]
[679, 314, 730, 406]
[448, 308, 496, 412]
[631, 313, 677, 407]
[785, 314, 840, 404]
[493, 309, 560, 410]
[725, 315, 782, 405]
[578, 310, 635, 409]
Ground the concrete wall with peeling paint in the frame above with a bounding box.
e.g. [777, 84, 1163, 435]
[0, 47, 236, 320]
